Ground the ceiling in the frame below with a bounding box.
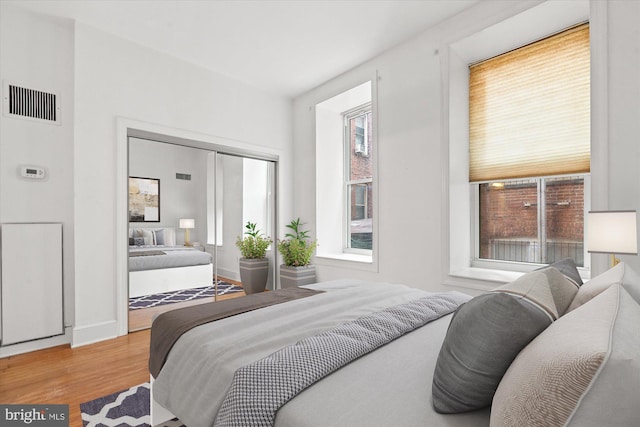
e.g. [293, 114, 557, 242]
[7, 0, 478, 98]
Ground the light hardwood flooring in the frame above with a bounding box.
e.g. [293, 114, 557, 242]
[0, 278, 246, 426]
[0, 329, 152, 427]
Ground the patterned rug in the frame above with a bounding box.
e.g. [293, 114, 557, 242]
[80, 383, 184, 427]
[129, 281, 243, 310]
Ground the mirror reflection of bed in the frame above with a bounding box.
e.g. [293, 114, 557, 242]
[127, 228, 247, 331]
[127, 137, 276, 332]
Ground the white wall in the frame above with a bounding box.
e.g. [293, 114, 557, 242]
[0, 4, 292, 349]
[129, 138, 208, 245]
[607, 0, 640, 275]
[73, 22, 292, 345]
[293, 0, 640, 293]
[293, 9, 451, 289]
[0, 5, 75, 354]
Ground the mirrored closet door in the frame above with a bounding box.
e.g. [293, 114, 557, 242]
[127, 136, 277, 332]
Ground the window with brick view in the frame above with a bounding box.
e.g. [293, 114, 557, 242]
[345, 107, 373, 250]
[470, 23, 590, 267]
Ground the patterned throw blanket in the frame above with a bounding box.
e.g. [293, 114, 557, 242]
[213, 292, 467, 427]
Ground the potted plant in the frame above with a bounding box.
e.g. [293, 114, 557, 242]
[236, 221, 272, 294]
[277, 218, 318, 288]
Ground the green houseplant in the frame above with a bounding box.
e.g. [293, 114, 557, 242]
[236, 221, 272, 294]
[278, 218, 318, 288]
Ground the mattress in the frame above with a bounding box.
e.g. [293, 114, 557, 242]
[128, 245, 212, 271]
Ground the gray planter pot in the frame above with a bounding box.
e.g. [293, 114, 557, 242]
[280, 264, 316, 289]
[239, 257, 269, 294]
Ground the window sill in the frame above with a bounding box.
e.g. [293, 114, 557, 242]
[316, 252, 372, 263]
[315, 252, 377, 272]
[445, 265, 591, 292]
[449, 267, 524, 285]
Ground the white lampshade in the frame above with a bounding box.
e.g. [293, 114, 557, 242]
[179, 218, 195, 229]
[587, 211, 637, 255]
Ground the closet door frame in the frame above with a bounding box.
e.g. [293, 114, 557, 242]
[117, 121, 279, 336]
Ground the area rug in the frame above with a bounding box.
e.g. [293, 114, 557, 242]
[129, 281, 243, 310]
[80, 383, 184, 427]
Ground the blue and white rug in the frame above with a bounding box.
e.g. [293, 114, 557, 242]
[129, 281, 244, 310]
[80, 383, 184, 427]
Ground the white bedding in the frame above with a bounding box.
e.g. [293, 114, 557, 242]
[128, 245, 212, 272]
[128, 227, 213, 298]
[151, 280, 487, 427]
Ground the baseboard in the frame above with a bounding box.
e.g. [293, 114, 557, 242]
[72, 320, 119, 348]
[0, 327, 72, 357]
[216, 267, 239, 282]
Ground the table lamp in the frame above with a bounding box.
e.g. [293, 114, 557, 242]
[587, 210, 637, 267]
[180, 218, 195, 246]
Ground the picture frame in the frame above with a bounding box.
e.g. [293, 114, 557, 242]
[128, 176, 160, 222]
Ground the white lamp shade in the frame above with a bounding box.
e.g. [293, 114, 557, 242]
[179, 218, 195, 229]
[587, 211, 637, 255]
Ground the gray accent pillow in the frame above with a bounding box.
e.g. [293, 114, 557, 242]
[152, 229, 165, 245]
[432, 273, 553, 414]
[133, 237, 144, 246]
[543, 258, 583, 287]
[508, 266, 578, 317]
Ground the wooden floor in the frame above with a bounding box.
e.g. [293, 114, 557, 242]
[0, 329, 152, 426]
[0, 279, 245, 426]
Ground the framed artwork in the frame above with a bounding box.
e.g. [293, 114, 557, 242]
[129, 177, 160, 222]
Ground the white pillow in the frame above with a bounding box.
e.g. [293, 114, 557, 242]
[491, 284, 640, 427]
[137, 228, 154, 245]
[568, 262, 640, 311]
[162, 227, 176, 246]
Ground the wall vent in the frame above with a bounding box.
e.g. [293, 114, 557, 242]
[3, 81, 60, 125]
[176, 173, 192, 181]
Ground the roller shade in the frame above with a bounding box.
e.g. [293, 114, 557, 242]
[469, 23, 590, 183]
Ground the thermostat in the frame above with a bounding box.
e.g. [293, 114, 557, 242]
[19, 165, 46, 180]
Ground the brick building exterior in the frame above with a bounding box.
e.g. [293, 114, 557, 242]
[348, 110, 373, 249]
[479, 177, 584, 265]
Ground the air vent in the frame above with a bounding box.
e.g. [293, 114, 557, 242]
[3, 81, 60, 124]
[176, 173, 191, 181]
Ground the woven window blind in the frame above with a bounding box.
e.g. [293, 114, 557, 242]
[469, 23, 590, 182]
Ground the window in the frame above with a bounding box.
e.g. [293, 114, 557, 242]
[353, 115, 368, 156]
[476, 175, 587, 266]
[345, 105, 373, 251]
[469, 23, 590, 268]
[315, 79, 375, 263]
[353, 184, 367, 220]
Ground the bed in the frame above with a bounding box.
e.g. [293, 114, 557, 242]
[128, 227, 213, 298]
[149, 260, 640, 427]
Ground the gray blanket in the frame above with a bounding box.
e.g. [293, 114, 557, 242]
[149, 287, 324, 377]
[214, 293, 467, 427]
[152, 280, 473, 427]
